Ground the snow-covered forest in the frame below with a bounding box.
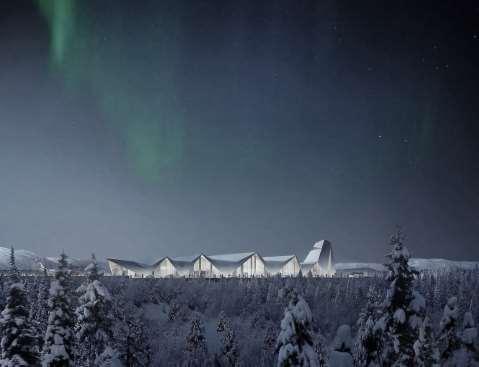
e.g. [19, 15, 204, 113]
[0, 234, 478, 366]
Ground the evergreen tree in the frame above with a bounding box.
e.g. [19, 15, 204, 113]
[0, 247, 40, 366]
[216, 311, 228, 334]
[75, 254, 115, 367]
[216, 312, 239, 367]
[184, 315, 208, 367]
[0, 275, 8, 313]
[313, 331, 329, 367]
[375, 230, 425, 366]
[116, 302, 151, 367]
[7, 247, 20, 284]
[330, 324, 354, 367]
[413, 316, 439, 367]
[30, 269, 50, 349]
[94, 346, 122, 367]
[458, 310, 479, 366]
[276, 289, 318, 367]
[438, 296, 461, 366]
[42, 252, 75, 366]
[260, 324, 277, 367]
[354, 286, 382, 367]
[168, 301, 180, 322]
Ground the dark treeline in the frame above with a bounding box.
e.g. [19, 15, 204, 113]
[0, 234, 478, 366]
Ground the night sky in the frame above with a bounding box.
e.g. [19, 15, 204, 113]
[1, 0, 478, 262]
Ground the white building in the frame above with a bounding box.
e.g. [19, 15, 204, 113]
[204, 252, 265, 277]
[153, 255, 199, 277]
[263, 255, 300, 276]
[301, 240, 335, 276]
[107, 259, 153, 278]
[107, 241, 335, 278]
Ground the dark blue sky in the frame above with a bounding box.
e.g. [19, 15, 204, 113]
[0, 0, 478, 262]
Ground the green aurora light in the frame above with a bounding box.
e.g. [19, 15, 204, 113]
[36, 0, 185, 182]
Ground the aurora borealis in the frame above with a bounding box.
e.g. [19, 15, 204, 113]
[1, 0, 478, 262]
[37, 0, 185, 181]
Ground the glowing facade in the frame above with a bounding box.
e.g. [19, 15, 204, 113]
[301, 240, 335, 276]
[107, 240, 335, 278]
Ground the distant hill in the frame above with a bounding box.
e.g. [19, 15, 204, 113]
[0, 247, 45, 271]
[336, 258, 479, 273]
[0, 246, 107, 272]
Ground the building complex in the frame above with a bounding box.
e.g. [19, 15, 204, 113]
[107, 240, 335, 278]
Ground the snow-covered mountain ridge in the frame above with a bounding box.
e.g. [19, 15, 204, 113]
[0, 246, 105, 271]
[336, 258, 479, 272]
[0, 247, 45, 270]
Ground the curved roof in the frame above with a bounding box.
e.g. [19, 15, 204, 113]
[263, 255, 298, 273]
[170, 254, 201, 272]
[204, 252, 257, 273]
[107, 258, 151, 272]
[263, 255, 296, 264]
[206, 252, 254, 262]
[172, 254, 201, 262]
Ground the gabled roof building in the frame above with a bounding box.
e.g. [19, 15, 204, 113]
[206, 252, 265, 277]
[107, 240, 335, 278]
[263, 255, 300, 276]
[107, 259, 154, 278]
[153, 255, 200, 277]
[301, 240, 335, 276]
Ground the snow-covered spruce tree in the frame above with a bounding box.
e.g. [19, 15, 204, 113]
[0, 247, 40, 366]
[438, 296, 461, 365]
[330, 324, 354, 367]
[94, 346, 122, 367]
[168, 301, 180, 322]
[413, 316, 439, 367]
[216, 311, 228, 334]
[260, 324, 277, 367]
[116, 301, 151, 367]
[30, 269, 50, 349]
[276, 289, 318, 367]
[75, 254, 115, 367]
[184, 315, 208, 367]
[457, 309, 479, 366]
[375, 230, 425, 366]
[354, 286, 382, 366]
[42, 252, 75, 367]
[7, 247, 20, 284]
[0, 277, 7, 313]
[216, 311, 239, 367]
[313, 331, 329, 367]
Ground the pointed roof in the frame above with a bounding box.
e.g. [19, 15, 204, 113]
[263, 255, 298, 273]
[302, 248, 323, 264]
[313, 240, 331, 250]
[302, 240, 333, 265]
[153, 254, 201, 268]
[205, 252, 256, 273]
[107, 258, 151, 272]
[152, 257, 166, 267]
